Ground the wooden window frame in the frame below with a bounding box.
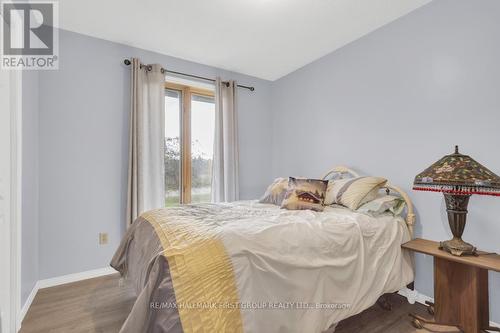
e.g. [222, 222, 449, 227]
[165, 82, 214, 204]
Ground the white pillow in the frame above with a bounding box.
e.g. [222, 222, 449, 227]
[259, 178, 288, 205]
[325, 176, 387, 210]
[357, 194, 406, 216]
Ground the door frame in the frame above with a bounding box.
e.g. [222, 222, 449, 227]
[0, 69, 23, 333]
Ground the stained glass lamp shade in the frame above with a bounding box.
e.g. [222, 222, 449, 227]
[413, 146, 500, 256]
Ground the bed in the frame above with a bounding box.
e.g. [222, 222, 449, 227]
[110, 166, 416, 333]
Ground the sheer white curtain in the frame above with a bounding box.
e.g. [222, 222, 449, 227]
[211, 78, 239, 202]
[126, 58, 165, 227]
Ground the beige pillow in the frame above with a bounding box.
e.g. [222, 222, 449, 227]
[259, 178, 289, 205]
[281, 177, 328, 212]
[325, 176, 387, 210]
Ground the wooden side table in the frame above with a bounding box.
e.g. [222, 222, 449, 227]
[402, 238, 500, 333]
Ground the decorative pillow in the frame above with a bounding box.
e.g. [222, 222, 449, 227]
[281, 177, 328, 212]
[259, 178, 289, 205]
[357, 194, 406, 216]
[325, 176, 387, 210]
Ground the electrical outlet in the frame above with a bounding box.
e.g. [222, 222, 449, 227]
[99, 233, 108, 245]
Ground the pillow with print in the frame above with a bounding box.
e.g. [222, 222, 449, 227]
[281, 177, 328, 212]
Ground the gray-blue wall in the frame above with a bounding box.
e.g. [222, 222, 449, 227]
[37, 30, 273, 279]
[271, 0, 500, 321]
[21, 71, 39, 305]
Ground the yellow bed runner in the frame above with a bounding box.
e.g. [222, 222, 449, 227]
[142, 208, 243, 333]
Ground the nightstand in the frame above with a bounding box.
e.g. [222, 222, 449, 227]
[402, 238, 500, 333]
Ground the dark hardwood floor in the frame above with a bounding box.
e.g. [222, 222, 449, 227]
[20, 274, 460, 333]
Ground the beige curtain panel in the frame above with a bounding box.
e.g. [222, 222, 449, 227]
[126, 58, 166, 227]
[211, 78, 240, 202]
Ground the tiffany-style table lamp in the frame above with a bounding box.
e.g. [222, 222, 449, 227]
[413, 146, 500, 256]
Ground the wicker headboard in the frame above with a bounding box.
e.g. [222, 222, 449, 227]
[322, 166, 415, 238]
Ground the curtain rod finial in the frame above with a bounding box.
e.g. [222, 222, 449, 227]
[124, 59, 131, 66]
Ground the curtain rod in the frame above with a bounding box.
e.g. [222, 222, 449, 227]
[123, 59, 255, 92]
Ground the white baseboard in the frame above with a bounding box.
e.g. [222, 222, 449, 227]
[398, 287, 433, 305]
[37, 267, 117, 289]
[398, 287, 500, 330]
[17, 267, 117, 330]
[17, 281, 40, 329]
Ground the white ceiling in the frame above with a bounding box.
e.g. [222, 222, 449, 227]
[59, 0, 431, 81]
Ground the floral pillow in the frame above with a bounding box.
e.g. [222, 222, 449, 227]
[281, 177, 328, 212]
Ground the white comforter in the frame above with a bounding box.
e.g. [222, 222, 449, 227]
[219, 201, 414, 333]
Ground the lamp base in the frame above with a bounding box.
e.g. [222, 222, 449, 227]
[439, 238, 477, 256]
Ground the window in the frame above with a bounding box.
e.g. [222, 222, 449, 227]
[164, 82, 215, 206]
